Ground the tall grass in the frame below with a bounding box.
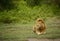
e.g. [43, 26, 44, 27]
[0, 0, 59, 24]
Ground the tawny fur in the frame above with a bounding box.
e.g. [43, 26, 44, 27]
[33, 18, 46, 35]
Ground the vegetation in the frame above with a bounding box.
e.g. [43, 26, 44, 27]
[0, 19, 60, 41]
[0, 0, 60, 41]
[0, 0, 60, 24]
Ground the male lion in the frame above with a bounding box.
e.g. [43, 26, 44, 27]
[33, 18, 46, 35]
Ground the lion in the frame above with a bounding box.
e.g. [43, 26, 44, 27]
[33, 18, 46, 35]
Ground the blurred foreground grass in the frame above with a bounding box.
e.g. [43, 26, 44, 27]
[0, 17, 60, 41]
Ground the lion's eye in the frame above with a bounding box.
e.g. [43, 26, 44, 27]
[38, 20, 41, 22]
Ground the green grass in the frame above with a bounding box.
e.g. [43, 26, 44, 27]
[0, 1, 57, 23]
[0, 20, 60, 41]
[0, 0, 60, 41]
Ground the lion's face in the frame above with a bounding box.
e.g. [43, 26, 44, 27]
[33, 18, 46, 35]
